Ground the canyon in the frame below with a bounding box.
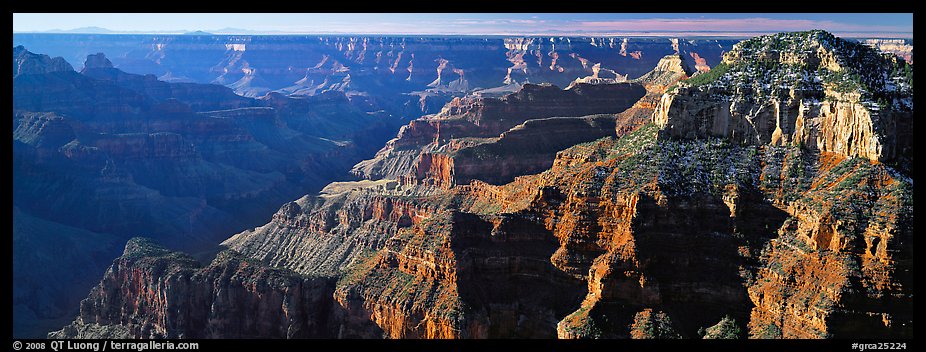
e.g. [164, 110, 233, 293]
[13, 30, 913, 340]
[14, 34, 736, 338]
[12, 47, 397, 337]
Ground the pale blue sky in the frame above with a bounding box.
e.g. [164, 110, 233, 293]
[12, 13, 913, 37]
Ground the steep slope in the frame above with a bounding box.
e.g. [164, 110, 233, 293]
[525, 125, 910, 339]
[553, 30, 914, 339]
[54, 51, 692, 337]
[13, 45, 74, 76]
[49, 238, 336, 338]
[655, 30, 913, 166]
[611, 54, 698, 135]
[52, 47, 701, 339]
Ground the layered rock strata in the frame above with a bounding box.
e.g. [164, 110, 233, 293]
[351, 83, 646, 187]
[50, 238, 336, 338]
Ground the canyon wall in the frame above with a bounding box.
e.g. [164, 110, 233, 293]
[12, 34, 739, 120]
[50, 238, 337, 338]
[352, 82, 646, 187]
[654, 30, 913, 165]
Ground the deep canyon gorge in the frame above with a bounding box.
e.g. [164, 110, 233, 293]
[12, 30, 913, 340]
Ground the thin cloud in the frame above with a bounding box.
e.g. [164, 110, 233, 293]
[13, 13, 912, 37]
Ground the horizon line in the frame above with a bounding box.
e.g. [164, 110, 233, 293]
[12, 30, 914, 39]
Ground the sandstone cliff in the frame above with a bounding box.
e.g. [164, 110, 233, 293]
[611, 54, 698, 136]
[351, 82, 646, 186]
[49, 238, 336, 338]
[654, 30, 913, 165]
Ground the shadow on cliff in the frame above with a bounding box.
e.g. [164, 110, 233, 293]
[451, 212, 587, 338]
[590, 191, 789, 338]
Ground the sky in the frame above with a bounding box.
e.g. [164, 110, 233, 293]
[12, 13, 914, 38]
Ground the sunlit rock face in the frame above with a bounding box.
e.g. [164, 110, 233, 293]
[654, 30, 913, 165]
[352, 82, 646, 187]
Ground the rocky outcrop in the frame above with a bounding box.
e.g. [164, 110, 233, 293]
[632, 54, 697, 88]
[333, 207, 586, 338]
[747, 154, 913, 338]
[50, 238, 336, 338]
[433, 83, 644, 131]
[62, 120, 912, 340]
[654, 30, 914, 164]
[570, 63, 628, 85]
[352, 83, 646, 185]
[534, 124, 909, 339]
[447, 115, 619, 186]
[413, 153, 456, 188]
[13, 45, 74, 76]
[611, 54, 698, 136]
[81, 52, 113, 70]
[13, 112, 76, 149]
[79, 53, 254, 112]
[511, 125, 786, 339]
[222, 180, 440, 277]
[329, 120, 910, 340]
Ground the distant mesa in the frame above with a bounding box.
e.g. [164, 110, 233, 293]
[81, 52, 114, 71]
[46, 26, 115, 34]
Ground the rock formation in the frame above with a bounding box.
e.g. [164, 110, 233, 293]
[351, 82, 646, 186]
[654, 30, 913, 165]
[81, 52, 114, 70]
[49, 238, 336, 338]
[612, 54, 698, 135]
[13, 45, 74, 76]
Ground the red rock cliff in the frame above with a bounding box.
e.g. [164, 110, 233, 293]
[50, 238, 336, 338]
